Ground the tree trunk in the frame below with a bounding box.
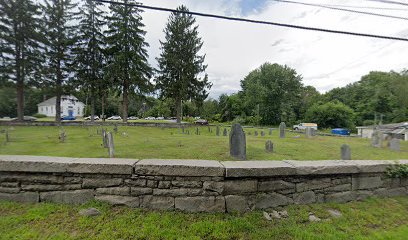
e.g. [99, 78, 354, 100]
[101, 92, 105, 122]
[15, 34, 24, 121]
[176, 97, 181, 123]
[122, 79, 128, 123]
[55, 60, 62, 124]
[90, 89, 95, 123]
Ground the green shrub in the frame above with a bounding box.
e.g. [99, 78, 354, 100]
[32, 113, 47, 118]
[386, 164, 408, 178]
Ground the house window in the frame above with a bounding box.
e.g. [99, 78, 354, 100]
[46, 107, 48, 112]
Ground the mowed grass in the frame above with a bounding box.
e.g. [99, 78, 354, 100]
[0, 197, 407, 239]
[0, 126, 407, 160]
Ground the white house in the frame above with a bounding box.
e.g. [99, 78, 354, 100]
[37, 95, 85, 117]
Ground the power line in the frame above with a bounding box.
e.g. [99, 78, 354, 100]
[93, 0, 408, 42]
[270, 0, 408, 21]
[366, 0, 408, 7]
[321, 3, 408, 11]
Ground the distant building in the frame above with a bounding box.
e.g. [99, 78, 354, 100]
[37, 95, 85, 117]
[356, 122, 408, 141]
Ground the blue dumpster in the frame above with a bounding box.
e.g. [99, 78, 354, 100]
[331, 128, 350, 135]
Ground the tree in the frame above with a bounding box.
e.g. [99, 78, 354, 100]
[72, 0, 106, 122]
[0, 0, 43, 121]
[305, 101, 355, 129]
[156, 5, 212, 123]
[240, 63, 303, 125]
[43, 0, 78, 123]
[105, 0, 152, 123]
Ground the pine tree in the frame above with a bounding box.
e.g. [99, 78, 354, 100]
[72, 0, 106, 122]
[104, 0, 152, 123]
[0, 0, 43, 120]
[43, 0, 78, 123]
[156, 5, 212, 123]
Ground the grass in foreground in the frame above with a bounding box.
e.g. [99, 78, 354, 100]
[0, 126, 407, 160]
[0, 197, 407, 239]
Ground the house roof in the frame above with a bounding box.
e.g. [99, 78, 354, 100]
[356, 122, 408, 129]
[37, 95, 84, 106]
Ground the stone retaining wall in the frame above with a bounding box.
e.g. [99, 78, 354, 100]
[0, 155, 407, 212]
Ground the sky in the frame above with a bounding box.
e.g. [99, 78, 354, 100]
[132, 0, 408, 99]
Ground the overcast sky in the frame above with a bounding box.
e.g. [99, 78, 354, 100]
[134, 0, 408, 99]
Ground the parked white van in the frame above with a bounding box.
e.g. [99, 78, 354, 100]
[293, 123, 318, 131]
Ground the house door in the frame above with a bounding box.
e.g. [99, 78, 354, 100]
[68, 110, 74, 117]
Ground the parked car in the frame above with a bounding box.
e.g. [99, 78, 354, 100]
[107, 115, 122, 120]
[144, 116, 155, 120]
[84, 115, 100, 120]
[331, 128, 350, 136]
[194, 119, 208, 125]
[127, 116, 138, 120]
[11, 116, 37, 121]
[156, 116, 165, 120]
[61, 116, 76, 121]
[293, 123, 318, 131]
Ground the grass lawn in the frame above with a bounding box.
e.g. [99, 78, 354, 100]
[0, 197, 407, 239]
[0, 126, 407, 160]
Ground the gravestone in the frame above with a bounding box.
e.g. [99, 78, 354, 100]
[107, 132, 115, 158]
[247, 131, 251, 136]
[229, 123, 246, 160]
[305, 127, 312, 138]
[261, 131, 265, 136]
[254, 131, 258, 136]
[310, 128, 316, 136]
[208, 126, 211, 132]
[269, 128, 272, 135]
[182, 126, 185, 134]
[389, 138, 400, 151]
[265, 140, 273, 152]
[102, 129, 108, 148]
[216, 126, 220, 136]
[223, 128, 228, 136]
[279, 122, 286, 138]
[196, 128, 199, 135]
[405, 129, 408, 141]
[5, 130, 9, 142]
[371, 130, 382, 148]
[59, 130, 66, 143]
[113, 124, 118, 134]
[341, 144, 351, 160]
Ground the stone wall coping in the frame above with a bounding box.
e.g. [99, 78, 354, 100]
[0, 155, 407, 177]
[135, 159, 225, 177]
[0, 155, 138, 175]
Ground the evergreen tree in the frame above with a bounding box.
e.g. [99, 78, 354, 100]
[72, 0, 106, 122]
[0, 0, 43, 120]
[104, 0, 152, 123]
[156, 5, 212, 123]
[43, 0, 78, 123]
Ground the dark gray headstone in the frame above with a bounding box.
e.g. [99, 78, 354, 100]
[265, 140, 273, 153]
[107, 132, 115, 158]
[254, 131, 258, 136]
[113, 124, 118, 134]
[5, 130, 9, 142]
[279, 122, 286, 138]
[261, 131, 265, 136]
[341, 144, 351, 160]
[230, 124, 246, 160]
[196, 128, 199, 135]
[59, 130, 66, 143]
[102, 129, 108, 148]
[247, 131, 251, 136]
[310, 128, 316, 136]
[208, 126, 211, 132]
[389, 138, 400, 151]
[216, 126, 220, 136]
[269, 128, 272, 135]
[223, 128, 228, 136]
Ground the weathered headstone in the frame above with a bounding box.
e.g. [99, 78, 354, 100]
[107, 132, 115, 158]
[389, 138, 400, 151]
[254, 131, 258, 136]
[405, 129, 408, 141]
[216, 126, 220, 136]
[59, 130, 66, 143]
[113, 124, 118, 134]
[208, 126, 211, 132]
[269, 128, 272, 135]
[371, 130, 382, 148]
[102, 129, 108, 148]
[310, 128, 316, 136]
[265, 140, 273, 152]
[196, 128, 199, 135]
[261, 131, 265, 136]
[223, 128, 228, 136]
[279, 122, 286, 138]
[341, 144, 351, 160]
[182, 126, 185, 134]
[5, 129, 9, 142]
[305, 127, 312, 138]
[229, 124, 246, 160]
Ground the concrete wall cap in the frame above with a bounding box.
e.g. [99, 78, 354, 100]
[223, 161, 296, 177]
[135, 159, 224, 177]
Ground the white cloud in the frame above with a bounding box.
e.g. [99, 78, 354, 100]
[135, 0, 408, 98]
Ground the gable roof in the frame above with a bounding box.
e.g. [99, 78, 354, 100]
[37, 95, 84, 106]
